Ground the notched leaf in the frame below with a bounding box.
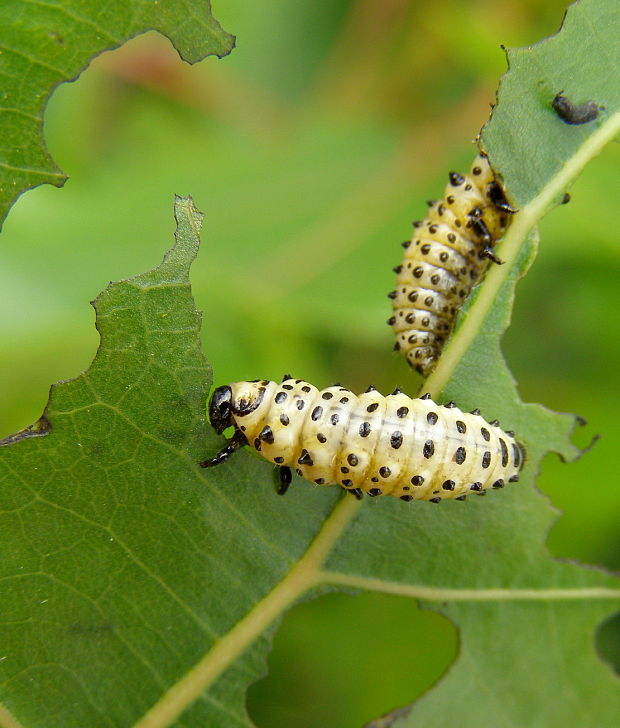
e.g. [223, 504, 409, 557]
[0, 414, 51, 446]
[482, 0, 620, 206]
[0, 1, 235, 229]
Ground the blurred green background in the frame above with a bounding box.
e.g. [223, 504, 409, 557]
[1, 1, 618, 725]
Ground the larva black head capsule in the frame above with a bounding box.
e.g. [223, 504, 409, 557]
[209, 386, 234, 434]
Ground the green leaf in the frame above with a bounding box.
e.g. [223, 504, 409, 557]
[0, 0, 234, 230]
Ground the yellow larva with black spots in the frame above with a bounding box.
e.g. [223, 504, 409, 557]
[200, 377, 525, 502]
[389, 153, 515, 377]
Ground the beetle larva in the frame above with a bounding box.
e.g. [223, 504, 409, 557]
[389, 152, 514, 376]
[200, 377, 525, 502]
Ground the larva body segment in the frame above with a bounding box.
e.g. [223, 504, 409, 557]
[390, 154, 513, 376]
[202, 378, 525, 502]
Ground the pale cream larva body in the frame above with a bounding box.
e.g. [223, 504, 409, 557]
[202, 377, 525, 502]
[389, 153, 514, 376]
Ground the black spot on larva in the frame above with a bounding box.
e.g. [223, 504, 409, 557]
[421, 244, 431, 254]
[311, 406, 323, 421]
[296, 469, 302, 476]
[482, 451, 492, 469]
[480, 427, 490, 441]
[331, 414, 339, 426]
[296, 399, 305, 410]
[317, 433, 327, 443]
[411, 475, 424, 485]
[259, 425, 274, 444]
[379, 466, 391, 478]
[444, 401, 456, 408]
[387, 316, 396, 325]
[413, 266, 424, 278]
[429, 497, 441, 503]
[470, 482, 482, 491]
[408, 291, 418, 302]
[315, 478, 325, 484]
[347, 453, 358, 466]
[397, 406, 409, 418]
[442, 480, 455, 491]
[405, 313, 415, 324]
[423, 440, 435, 458]
[449, 171, 465, 186]
[282, 384, 294, 390]
[254, 438, 262, 451]
[341, 467, 349, 474]
[342, 479, 353, 487]
[359, 422, 371, 437]
[427, 412, 438, 425]
[470, 408, 481, 416]
[420, 393, 431, 400]
[274, 456, 284, 463]
[368, 488, 382, 496]
[400, 495, 413, 502]
[454, 447, 466, 465]
[490, 419, 500, 427]
[322, 392, 333, 400]
[424, 296, 434, 306]
[430, 274, 440, 285]
[301, 385, 311, 393]
[275, 391, 287, 404]
[456, 420, 466, 433]
[366, 384, 376, 392]
[280, 414, 289, 426]
[509, 475, 519, 483]
[367, 403, 379, 413]
[340, 397, 349, 404]
[297, 450, 314, 466]
[499, 439, 508, 467]
[512, 443, 521, 468]
[421, 317, 430, 326]
[493, 479, 504, 489]
[401, 240, 411, 248]
[390, 431, 403, 449]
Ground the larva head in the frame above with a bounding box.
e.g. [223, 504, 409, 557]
[208, 386, 234, 433]
[209, 380, 269, 434]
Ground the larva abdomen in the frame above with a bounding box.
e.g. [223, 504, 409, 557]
[201, 377, 525, 502]
[391, 153, 513, 377]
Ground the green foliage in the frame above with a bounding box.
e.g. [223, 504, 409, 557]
[0, 0, 234, 229]
[1, 1, 619, 727]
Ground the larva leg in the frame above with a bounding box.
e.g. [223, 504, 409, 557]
[348, 488, 364, 500]
[486, 181, 518, 213]
[482, 246, 504, 265]
[276, 465, 292, 495]
[469, 213, 493, 245]
[199, 429, 248, 468]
